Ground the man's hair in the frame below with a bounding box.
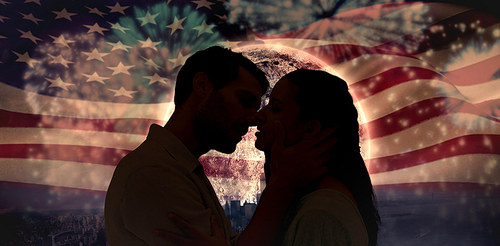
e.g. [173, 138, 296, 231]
[174, 46, 269, 105]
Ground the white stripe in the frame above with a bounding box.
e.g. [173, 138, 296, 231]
[0, 158, 265, 199]
[261, 38, 353, 48]
[370, 154, 500, 185]
[331, 54, 436, 85]
[366, 113, 500, 159]
[0, 127, 145, 150]
[0, 82, 175, 121]
[455, 78, 500, 104]
[356, 79, 466, 122]
[0, 158, 115, 191]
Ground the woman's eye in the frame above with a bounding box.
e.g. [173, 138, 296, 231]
[270, 107, 281, 113]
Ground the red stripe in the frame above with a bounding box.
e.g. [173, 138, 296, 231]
[443, 55, 500, 86]
[363, 97, 500, 139]
[367, 134, 500, 174]
[0, 109, 164, 135]
[349, 66, 447, 102]
[301, 44, 412, 66]
[0, 144, 130, 166]
[0, 144, 264, 180]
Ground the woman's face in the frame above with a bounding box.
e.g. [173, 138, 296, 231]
[254, 78, 307, 152]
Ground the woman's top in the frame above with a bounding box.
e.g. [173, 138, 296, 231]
[280, 189, 369, 246]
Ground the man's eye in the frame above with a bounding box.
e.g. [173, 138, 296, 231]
[239, 97, 252, 108]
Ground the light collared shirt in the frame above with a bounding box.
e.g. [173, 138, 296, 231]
[105, 124, 238, 245]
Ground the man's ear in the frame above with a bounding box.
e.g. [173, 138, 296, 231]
[301, 120, 322, 140]
[193, 72, 213, 98]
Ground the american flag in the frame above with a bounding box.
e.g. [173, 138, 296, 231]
[0, 0, 499, 240]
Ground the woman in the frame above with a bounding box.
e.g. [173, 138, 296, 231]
[254, 69, 380, 246]
[155, 69, 380, 246]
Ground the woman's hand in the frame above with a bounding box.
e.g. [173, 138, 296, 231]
[153, 213, 229, 246]
[268, 120, 336, 190]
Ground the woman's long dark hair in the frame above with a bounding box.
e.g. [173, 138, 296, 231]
[284, 69, 380, 246]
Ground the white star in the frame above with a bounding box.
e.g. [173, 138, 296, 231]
[108, 62, 134, 75]
[17, 29, 42, 44]
[217, 40, 240, 49]
[142, 56, 162, 70]
[83, 23, 109, 35]
[192, 20, 216, 37]
[86, 6, 107, 18]
[82, 48, 109, 62]
[108, 22, 130, 33]
[48, 54, 73, 68]
[45, 77, 73, 91]
[52, 8, 77, 21]
[20, 12, 43, 25]
[107, 3, 129, 15]
[192, 0, 214, 10]
[137, 11, 159, 26]
[24, 0, 41, 5]
[0, 0, 11, 6]
[139, 38, 161, 51]
[166, 16, 186, 35]
[214, 14, 227, 24]
[144, 73, 168, 85]
[168, 52, 189, 68]
[49, 34, 75, 48]
[106, 41, 131, 52]
[12, 51, 40, 68]
[0, 15, 9, 23]
[109, 86, 136, 98]
[82, 72, 109, 84]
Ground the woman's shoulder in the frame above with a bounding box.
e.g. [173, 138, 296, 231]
[292, 189, 369, 245]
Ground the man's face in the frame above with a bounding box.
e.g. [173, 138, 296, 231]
[194, 66, 263, 154]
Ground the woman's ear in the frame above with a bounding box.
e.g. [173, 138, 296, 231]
[301, 120, 321, 140]
[193, 72, 213, 98]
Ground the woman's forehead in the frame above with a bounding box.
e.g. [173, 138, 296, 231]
[271, 78, 296, 101]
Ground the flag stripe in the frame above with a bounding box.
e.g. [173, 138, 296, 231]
[363, 97, 500, 139]
[0, 127, 145, 150]
[366, 113, 500, 158]
[367, 134, 500, 173]
[444, 55, 500, 86]
[370, 154, 500, 186]
[356, 79, 463, 123]
[0, 144, 129, 166]
[455, 79, 500, 105]
[0, 82, 174, 120]
[349, 66, 447, 102]
[0, 109, 163, 135]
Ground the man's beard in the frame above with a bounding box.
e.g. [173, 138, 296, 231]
[193, 91, 238, 154]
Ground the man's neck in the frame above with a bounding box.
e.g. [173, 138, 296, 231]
[164, 110, 208, 158]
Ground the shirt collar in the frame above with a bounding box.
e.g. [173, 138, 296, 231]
[146, 124, 201, 173]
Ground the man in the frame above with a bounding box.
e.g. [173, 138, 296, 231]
[105, 46, 269, 245]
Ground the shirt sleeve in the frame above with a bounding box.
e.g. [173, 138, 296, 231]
[283, 209, 352, 246]
[121, 164, 213, 246]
